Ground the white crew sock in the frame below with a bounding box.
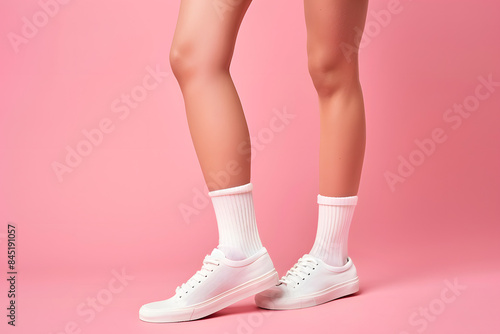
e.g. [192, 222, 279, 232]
[309, 194, 358, 267]
[208, 182, 263, 261]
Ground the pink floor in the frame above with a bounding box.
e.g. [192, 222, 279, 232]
[5, 241, 499, 334]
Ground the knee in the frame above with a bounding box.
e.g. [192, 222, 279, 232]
[307, 52, 359, 98]
[169, 40, 230, 86]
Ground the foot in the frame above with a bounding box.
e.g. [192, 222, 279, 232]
[254, 254, 359, 310]
[139, 247, 278, 322]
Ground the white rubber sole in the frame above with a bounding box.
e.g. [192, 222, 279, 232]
[139, 269, 279, 323]
[256, 276, 359, 310]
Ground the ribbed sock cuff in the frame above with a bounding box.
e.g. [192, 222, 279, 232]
[317, 194, 358, 206]
[208, 182, 253, 197]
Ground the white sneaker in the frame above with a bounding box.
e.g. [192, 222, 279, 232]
[255, 254, 359, 310]
[139, 247, 278, 322]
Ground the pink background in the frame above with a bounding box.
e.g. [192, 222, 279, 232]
[1, 0, 499, 333]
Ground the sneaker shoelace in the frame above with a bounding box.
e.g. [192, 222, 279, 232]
[175, 255, 220, 297]
[279, 256, 319, 287]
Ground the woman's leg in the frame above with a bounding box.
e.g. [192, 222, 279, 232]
[305, 0, 368, 197]
[139, 0, 279, 323]
[255, 0, 369, 310]
[171, 0, 266, 261]
[170, 0, 262, 260]
[170, 0, 253, 192]
[306, 0, 369, 266]
[171, 0, 264, 261]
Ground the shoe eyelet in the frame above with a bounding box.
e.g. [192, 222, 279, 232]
[192, 286, 195, 288]
[198, 281, 201, 283]
[302, 278, 305, 280]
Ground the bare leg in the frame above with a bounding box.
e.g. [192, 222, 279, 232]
[170, 1, 265, 260]
[304, 0, 369, 197]
[138, 1, 278, 322]
[170, 0, 253, 191]
[254, 0, 369, 310]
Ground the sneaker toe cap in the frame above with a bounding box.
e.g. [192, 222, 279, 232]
[139, 299, 176, 319]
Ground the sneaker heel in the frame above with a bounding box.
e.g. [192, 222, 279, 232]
[253, 269, 279, 294]
[340, 277, 360, 297]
